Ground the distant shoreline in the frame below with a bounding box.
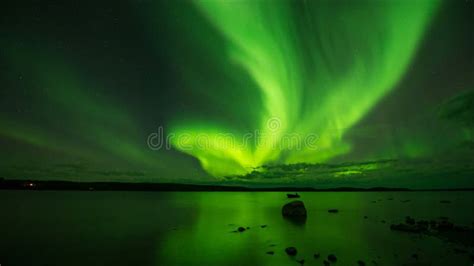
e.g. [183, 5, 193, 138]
[1, 179, 473, 192]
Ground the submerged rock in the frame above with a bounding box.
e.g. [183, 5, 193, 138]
[282, 201, 307, 218]
[357, 260, 366, 266]
[296, 259, 305, 265]
[285, 247, 297, 256]
[328, 254, 337, 262]
[237, 227, 246, 232]
[323, 260, 330, 266]
[390, 223, 425, 233]
[266, 251, 274, 255]
[328, 209, 339, 213]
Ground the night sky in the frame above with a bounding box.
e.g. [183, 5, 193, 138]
[1, 0, 473, 187]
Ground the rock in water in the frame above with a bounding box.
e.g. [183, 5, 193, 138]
[390, 223, 424, 233]
[282, 201, 307, 217]
[285, 247, 297, 256]
[287, 193, 300, 198]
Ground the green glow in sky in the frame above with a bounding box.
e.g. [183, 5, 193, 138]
[3, 0, 473, 186]
[170, 1, 440, 177]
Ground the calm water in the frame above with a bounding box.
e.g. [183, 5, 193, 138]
[1, 191, 473, 266]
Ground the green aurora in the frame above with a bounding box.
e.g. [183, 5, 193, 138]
[0, 0, 473, 187]
[170, 0, 440, 176]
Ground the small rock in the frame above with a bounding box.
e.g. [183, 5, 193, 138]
[296, 259, 305, 265]
[237, 227, 246, 232]
[364, 216, 368, 219]
[285, 247, 297, 256]
[357, 260, 366, 266]
[287, 193, 300, 199]
[246, 227, 250, 229]
[328, 209, 339, 213]
[390, 223, 424, 233]
[328, 254, 337, 262]
[381, 220, 386, 224]
[266, 251, 274, 255]
[323, 260, 330, 266]
[314, 253, 320, 259]
[261, 225, 267, 228]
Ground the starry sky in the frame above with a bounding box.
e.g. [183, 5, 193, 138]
[0, 0, 473, 187]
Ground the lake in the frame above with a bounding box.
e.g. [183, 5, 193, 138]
[1, 191, 473, 265]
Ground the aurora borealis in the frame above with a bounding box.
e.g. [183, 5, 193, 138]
[171, 0, 439, 176]
[1, 0, 473, 187]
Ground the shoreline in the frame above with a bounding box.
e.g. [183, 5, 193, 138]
[1, 179, 474, 192]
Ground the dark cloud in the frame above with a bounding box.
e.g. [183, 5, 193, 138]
[438, 90, 474, 126]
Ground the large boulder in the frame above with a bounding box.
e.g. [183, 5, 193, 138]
[282, 200, 307, 217]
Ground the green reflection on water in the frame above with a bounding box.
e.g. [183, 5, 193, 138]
[1, 191, 473, 266]
[157, 192, 474, 265]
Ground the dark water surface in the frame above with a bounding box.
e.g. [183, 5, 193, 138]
[1, 191, 473, 265]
